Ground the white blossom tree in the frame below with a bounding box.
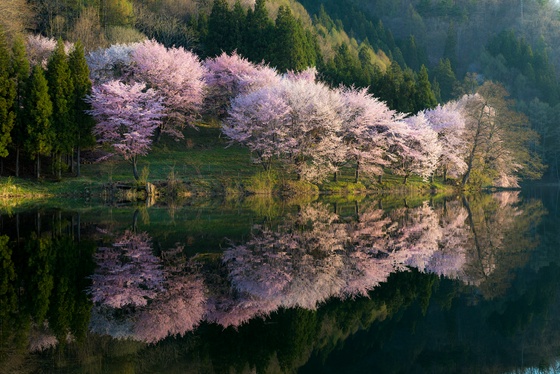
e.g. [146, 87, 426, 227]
[340, 87, 406, 182]
[394, 113, 442, 183]
[424, 101, 468, 181]
[225, 78, 346, 182]
[204, 51, 281, 118]
[131, 39, 207, 140]
[87, 80, 164, 180]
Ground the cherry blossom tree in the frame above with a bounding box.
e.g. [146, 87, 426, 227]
[131, 40, 206, 140]
[87, 42, 140, 84]
[393, 113, 442, 183]
[423, 101, 468, 181]
[87, 80, 164, 180]
[26, 35, 73, 68]
[224, 84, 292, 170]
[283, 66, 318, 82]
[204, 51, 281, 118]
[225, 78, 346, 182]
[457, 82, 543, 188]
[340, 87, 406, 182]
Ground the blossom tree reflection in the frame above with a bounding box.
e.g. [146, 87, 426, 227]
[89, 232, 206, 343]
[217, 203, 347, 326]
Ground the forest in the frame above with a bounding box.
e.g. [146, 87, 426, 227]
[0, 0, 558, 189]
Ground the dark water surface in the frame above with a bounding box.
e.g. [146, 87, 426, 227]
[2, 189, 560, 373]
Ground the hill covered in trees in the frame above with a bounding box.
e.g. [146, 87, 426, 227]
[0, 0, 557, 187]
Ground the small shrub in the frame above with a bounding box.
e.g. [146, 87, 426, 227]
[280, 179, 319, 197]
[245, 170, 279, 195]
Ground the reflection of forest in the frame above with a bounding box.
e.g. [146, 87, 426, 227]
[0, 191, 554, 373]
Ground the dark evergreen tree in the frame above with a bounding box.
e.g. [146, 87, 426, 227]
[0, 27, 15, 166]
[432, 58, 457, 102]
[443, 21, 458, 71]
[232, 0, 246, 53]
[9, 35, 29, 177]
[24, 65, 53, 179]
[322, 43, 364, 88]
[244, 0, 274, 63]
[205, 0, 236, 57]
[46, 39, 74, 179]
[402, 35, 420, 71]
[68, 40, 94, 177]
[414, 65, 437, 110]
[271, 6, 315, 72]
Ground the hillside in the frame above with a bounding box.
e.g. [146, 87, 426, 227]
[0, 0, 557, 185]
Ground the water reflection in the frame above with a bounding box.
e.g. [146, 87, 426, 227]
[85, 191, 544, 343]
[0, 191, 554, 373]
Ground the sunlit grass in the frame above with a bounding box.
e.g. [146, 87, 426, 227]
[3, 123, 457, 199]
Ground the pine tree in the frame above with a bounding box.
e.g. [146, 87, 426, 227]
[68, 40, 94, 177]
[206, 0, 235, 57]
[433, 58, 457, 102]
[414, 65, 437, 111]
[24, 65, 53, 179]
[232, 0, 246, 53]
[271, 6, 314, 72]
[46, 39, 74, 179]
[10, 35, 29, 177]
[443, 21, 458, 71]
[0, 27, 15, 167]
[244, 0, 273, 63]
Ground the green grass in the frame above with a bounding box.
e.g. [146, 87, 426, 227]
[2, 123, 457, 200]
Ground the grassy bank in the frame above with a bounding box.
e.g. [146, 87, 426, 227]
[0, 123, 457, 200]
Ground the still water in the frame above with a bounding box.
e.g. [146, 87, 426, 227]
[1, 188, 560, 373]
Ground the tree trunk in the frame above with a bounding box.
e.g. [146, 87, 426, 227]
[77, 146, 81, 177]
[334, 171, 338, 182]
[462, 118, 483, 187]
[70, 149, 75, 174]
[36, 156, 41, 179]
[154, 126, 162, 143]
[15, 147, 19, 177]
[378, 174, 383, 184]
[132, 158, 139, 181]
[57, 152, 62, 179]
[354, 162, 360, 183]
[403, 174, 409, 185]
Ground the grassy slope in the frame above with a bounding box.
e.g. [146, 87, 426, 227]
[0, 122, 454, 201]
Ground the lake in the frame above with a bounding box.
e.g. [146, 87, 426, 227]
[2, 188, 560, 373]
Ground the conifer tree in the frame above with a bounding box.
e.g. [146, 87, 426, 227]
[10, 35, 29, 177]
[415, 65, 437, 111]
[24, 65, 53, 179]
[206, 0, 235, 57]
[0, 27, 15, 167]
[68, 40, 94, 177]
[272, 6, 315, 72]
[46, 39, 74, 179]
[443, 21, 458, 71]
[232, 0, 246, 52]
[433, 58, 457, 102]
[244, 0, 273, 63]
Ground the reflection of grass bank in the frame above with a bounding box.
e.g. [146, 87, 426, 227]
[3, 125, 457, 199]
